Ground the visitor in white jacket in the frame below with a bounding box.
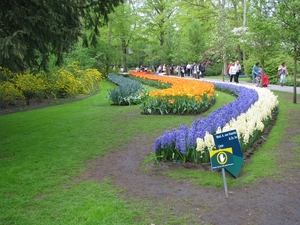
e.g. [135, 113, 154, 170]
[229, 62, 238, 82]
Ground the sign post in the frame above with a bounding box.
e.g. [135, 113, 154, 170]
[209, 147, 234, 198]
[222, 168, 228, 198]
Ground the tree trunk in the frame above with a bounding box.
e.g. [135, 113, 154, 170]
[293, 54, 297, 104]
[243, 0, 247, 73]
[106, 23, 113, 76]
[121, 38, 127, 71]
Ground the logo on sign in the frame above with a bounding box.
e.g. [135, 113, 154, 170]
[217, 152, 228, 165]
[209, 148, 234, 170]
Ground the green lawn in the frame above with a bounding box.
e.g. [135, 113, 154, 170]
[0, 80, 298, 224]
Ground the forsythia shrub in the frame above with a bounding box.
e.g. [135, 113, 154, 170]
[49, 61, 102, 98]
[0, 66, 14, 82]
[0, 82, 24, 105]
[0, 62, 103, 106]
[14, 73, 47, 105]
[50, 69, 82, 98]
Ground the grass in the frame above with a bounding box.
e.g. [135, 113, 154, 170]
[0, 80, 298, 224]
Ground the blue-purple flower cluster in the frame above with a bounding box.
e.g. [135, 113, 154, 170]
[154, 82, 259, 158]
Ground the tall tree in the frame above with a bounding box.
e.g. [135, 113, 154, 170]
[275, 0, 300, 103]
[108, 1, 139, 71]
[0, 0, 124, 73]
[142, 0, 177, 63]
[243, 1, 280, 69]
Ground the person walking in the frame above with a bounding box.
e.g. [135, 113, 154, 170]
[226, 62, 233, 77]
[180, 65, 185, 77]
[192, 62, 197, 78]
[170, 64, 174, 75]
[235, 61, 241, 83]
[229, 62, 237, 82]
[199, 63, 206, 78]
[252, 62, 260, 83]
[176, 65, 180, 76]
[186, 63, 191, 76]
[278, 62, 289, 86]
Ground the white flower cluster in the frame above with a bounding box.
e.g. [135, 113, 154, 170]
[196, 85, 278, 152]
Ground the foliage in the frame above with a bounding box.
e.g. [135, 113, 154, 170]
[14, 73, 47, 105]
[0, 82, 24, 105]
[0, 0, 124, 73]
[0, 66, 14, 82]
[107, 73, 148, 105]
[0, 62, 103, 105]
[205, 62, 223, 76]
[46, 62, 103, 98]
[242, 3, 281, 69]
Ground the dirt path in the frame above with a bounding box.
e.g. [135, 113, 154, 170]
[78, 96, 300, 225]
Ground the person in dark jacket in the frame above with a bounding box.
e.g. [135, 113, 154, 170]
[199, 64, 206, 78]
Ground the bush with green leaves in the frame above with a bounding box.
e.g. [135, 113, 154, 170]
[0, 82, 24, 106]
[205, 62, 223, 76]
[0, 62, 103, 106]
[14, 73, 47, 105]
[107, 74, 148, 105]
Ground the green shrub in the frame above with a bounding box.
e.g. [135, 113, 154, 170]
[14, 73, 47, 105]
[0, 62, 103, 106]
[0, 82, 24, 105]
[205, 62, 222, 76]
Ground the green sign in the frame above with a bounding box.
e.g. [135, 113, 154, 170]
[213, 129, 243, 178]
[210, 148, 234, 170]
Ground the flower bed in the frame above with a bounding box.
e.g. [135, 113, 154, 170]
[130, 72, 215, 115]
[154, 81, 278, 164]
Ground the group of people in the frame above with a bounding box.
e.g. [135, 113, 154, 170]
[251, 62, 269, 87]
[227, 61, 242, 83]
[252, 61, 288, 87]
[135, 65, 148, 72]
[175, 63, 206, 79]
[153, 63, 206, 79]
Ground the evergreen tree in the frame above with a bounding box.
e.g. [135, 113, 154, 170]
[0, 0, 124, 73]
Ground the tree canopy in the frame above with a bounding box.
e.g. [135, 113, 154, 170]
[0, 0, 124, 73]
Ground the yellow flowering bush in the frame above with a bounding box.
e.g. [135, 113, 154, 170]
[0, 66, 14, 81]
[49, 62, 102, 98]
[0, 82, 24, 105]
[0, 62, 103, 106]
[14, 73, 47, 105]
